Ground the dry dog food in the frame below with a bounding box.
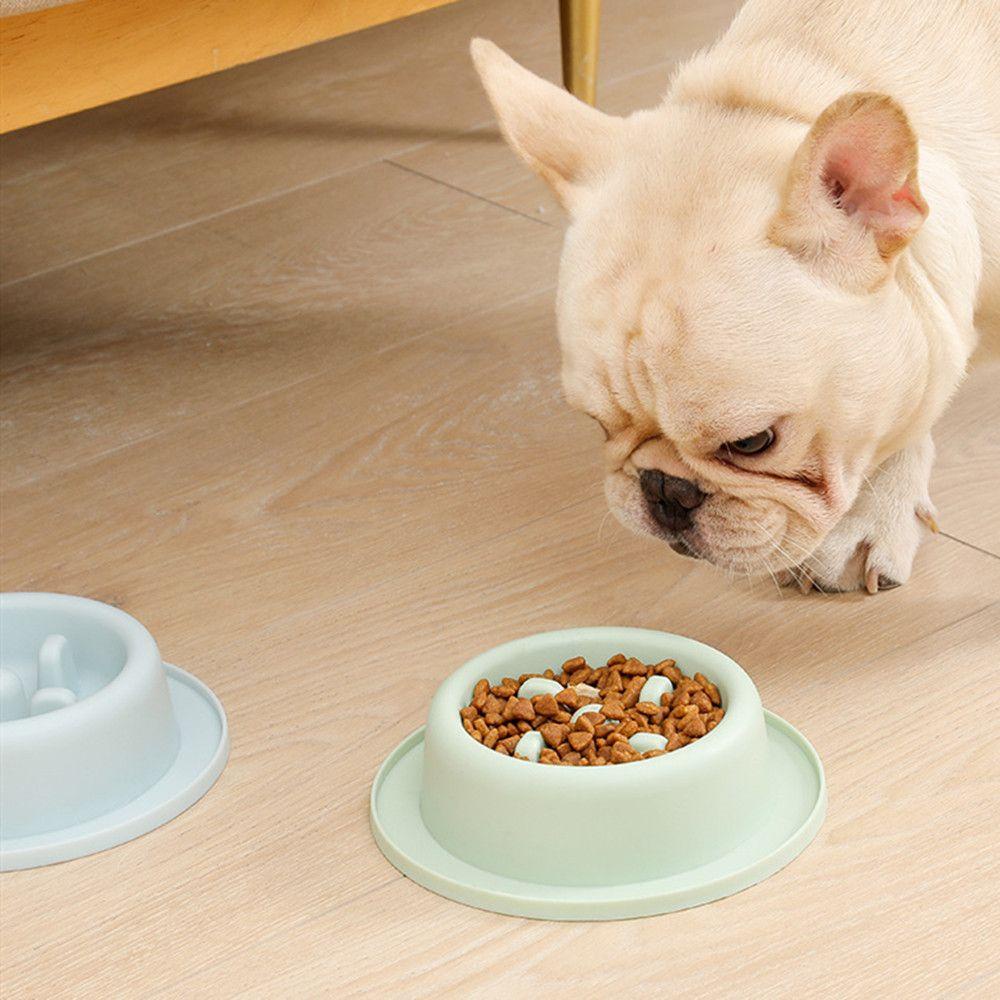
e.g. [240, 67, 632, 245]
[459, 654, 724, 765]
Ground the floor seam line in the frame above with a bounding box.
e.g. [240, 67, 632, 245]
[384, 159, 555, 228]
[0, 160, 392, 291]
[939, 532, 1000, 562]
[0, 50, 686, 289]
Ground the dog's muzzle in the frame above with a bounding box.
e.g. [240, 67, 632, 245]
[639, 469, 706, 535]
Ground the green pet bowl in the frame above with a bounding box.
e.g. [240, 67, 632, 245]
[370, 627, 824, 920]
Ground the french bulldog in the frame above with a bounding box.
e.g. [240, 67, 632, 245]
[471, 0, 998, 592]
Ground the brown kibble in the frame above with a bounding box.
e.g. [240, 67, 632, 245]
[611, 741, 641, 763]
[682, 713, 707, 737]
[462, 653, 723, 763]
[692, 691, 713, 713]
[512, 698, 535, 721]
[534, 693, 560, 718]
[602, 699, 625, 720]
[695, 673, 722, 705]
[671, 689, 692, 709]
[622, 676, 645, 708]
[540, 722, 569, 749]
[472, 679, 489, 709]
[657, 660, 682, 685]
[555, 688, 580, 710]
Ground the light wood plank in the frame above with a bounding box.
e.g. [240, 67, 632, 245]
[1, 0, 997, 996]
[0, 0, 704, 284]
[3, 508, 995, 997]
[932, 351, 1000, 555]
[0, 162, 561, 487]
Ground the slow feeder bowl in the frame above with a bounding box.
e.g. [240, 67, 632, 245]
[371, 627, 824, 920]
[0, 593, 228, 871]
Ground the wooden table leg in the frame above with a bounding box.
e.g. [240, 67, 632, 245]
[559, 0, 600, 105]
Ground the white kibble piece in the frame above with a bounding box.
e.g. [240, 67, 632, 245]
[517, 677, 564, 700]
[639, 675, 673, 707]
[629, 732, 668, 754]
[571, 683, 600, 699]
[569, 704, 604, 725]
[513, 730, 544, 762]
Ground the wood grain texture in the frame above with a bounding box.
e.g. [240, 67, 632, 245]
[1, 0, 998, 997]
[0, 0, 694, 285]
[0, 0, 460, 132]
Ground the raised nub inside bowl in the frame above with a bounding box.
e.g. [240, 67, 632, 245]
[0, 606, 129, 722]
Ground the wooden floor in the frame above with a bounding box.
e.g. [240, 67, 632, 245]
[1, 1, 998, 996]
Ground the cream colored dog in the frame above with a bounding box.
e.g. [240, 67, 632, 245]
[471, 0, 999, 593]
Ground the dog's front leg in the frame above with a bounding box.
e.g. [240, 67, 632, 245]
[800, 437, 938, 594]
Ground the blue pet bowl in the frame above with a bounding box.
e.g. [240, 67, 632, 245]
[0, 593, 228, 870]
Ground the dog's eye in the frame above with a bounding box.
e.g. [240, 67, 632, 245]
[726, 428, 775, 455]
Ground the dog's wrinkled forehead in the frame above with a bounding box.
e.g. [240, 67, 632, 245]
[557, 229, 830, 441]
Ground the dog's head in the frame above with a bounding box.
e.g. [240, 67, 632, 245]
[472, 40, 937, 576]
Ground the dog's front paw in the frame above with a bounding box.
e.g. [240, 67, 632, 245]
[795, 440, 937, 594]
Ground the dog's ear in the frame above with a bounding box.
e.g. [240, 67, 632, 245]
[769, 92, 928, 290]
[470, 38, 624, 211]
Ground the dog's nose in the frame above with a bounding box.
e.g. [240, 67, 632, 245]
[639, 469, 706, 532]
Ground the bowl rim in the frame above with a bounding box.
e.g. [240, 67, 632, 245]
[0, 592, 162, 734]
[426, 626, 763, 780]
